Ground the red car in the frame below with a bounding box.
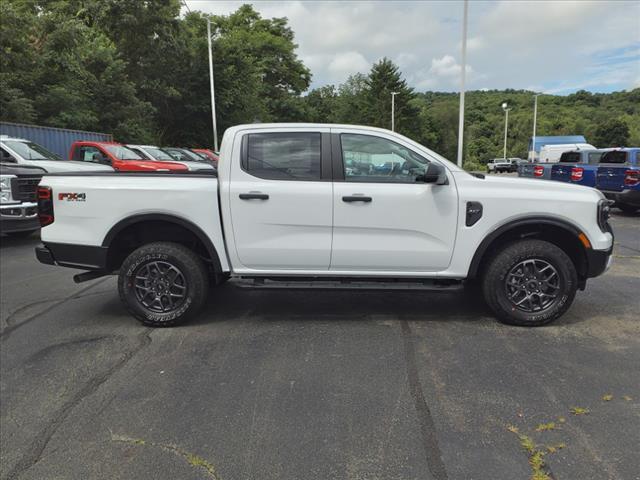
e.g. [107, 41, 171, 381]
[192, 148, 219, 164]
[69, 141, 188, 172]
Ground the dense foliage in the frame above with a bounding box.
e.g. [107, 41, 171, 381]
[1, 0, 638, 166]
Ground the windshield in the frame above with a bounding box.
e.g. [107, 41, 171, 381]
[4, 140, 61, 161]
[166, 148, 204, 162]
[144, 147, 174, 161]
[104, 145, 144, 160]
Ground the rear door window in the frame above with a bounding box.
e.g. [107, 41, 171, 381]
[243, 132, 321, 181]
[600, 151, 628, 164]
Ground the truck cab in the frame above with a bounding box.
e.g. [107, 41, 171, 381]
[69, 141, 188, 172]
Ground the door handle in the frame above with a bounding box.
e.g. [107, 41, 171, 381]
[239, 193, 269, 200]
[342, 195, 372, 203]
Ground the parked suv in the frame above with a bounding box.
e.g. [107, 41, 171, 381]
[1, 162, 45, 237]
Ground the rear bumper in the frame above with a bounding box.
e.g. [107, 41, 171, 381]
[35, 242, 108, 270]
[601, 189, 640, 208]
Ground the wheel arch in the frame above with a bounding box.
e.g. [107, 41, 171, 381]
[102, 213, 222, 273]
[468, 216, 589, 284]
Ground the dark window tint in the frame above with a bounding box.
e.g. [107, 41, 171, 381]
[600, 151, 628, 164]
[341, 133, 430, 183]
[246, 133, 321, 180]
[559, 152, 580, 163]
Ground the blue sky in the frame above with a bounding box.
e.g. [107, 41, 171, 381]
[185, 0, 640, 94]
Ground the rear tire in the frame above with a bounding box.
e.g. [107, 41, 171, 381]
[481, 239, 577, 326]
[118, 242, 209, 327]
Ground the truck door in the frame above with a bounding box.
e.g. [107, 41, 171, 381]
[228, 129, 333, 270]
[330, 130, 458, 272]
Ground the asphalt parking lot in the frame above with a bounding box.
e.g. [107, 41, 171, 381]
[1, 212, 639, 480]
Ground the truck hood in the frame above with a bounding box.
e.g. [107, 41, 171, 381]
[22, 160, 114, 173]
[173, 161, 216, 171]
[118, 160, 188, 171]
[466, 172, 605, 200]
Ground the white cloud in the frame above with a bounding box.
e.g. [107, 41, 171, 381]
[185, 0, 640, 93]
[327, 51, 370, 80]
[429, 55, 473, 77]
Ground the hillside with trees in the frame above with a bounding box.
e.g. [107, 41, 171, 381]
[1, 0, 638, 169]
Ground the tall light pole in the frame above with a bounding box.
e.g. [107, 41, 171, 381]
[456, 0, 469, 168]
[206, 18, 219, 152]
[502, 102, 511, 160]
[391, 92, 398, 131]
[531, 93, 541, 161]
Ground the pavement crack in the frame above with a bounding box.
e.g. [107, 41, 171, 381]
[400, 320, 448, 480]
[2, 328, 152, 480]
[0, 277, 112, 341]
[111, 433, 221, 480]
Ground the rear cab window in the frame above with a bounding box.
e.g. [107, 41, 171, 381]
[559, 152, 580, 163]
[242, 132, 321, 181]
[600, 151, 628, 164]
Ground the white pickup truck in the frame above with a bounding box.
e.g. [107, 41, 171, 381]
[35, 124, 614, 327]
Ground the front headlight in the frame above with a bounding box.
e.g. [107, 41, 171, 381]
[597, 199, 613, 233]
[0, 175, 16, 204]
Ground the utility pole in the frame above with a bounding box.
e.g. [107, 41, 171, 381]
[502, 102, 511, 160]
[207, 18, 219, 152]
[531, 93, 541, 161]
[456, 0, 469, 168]
[391, 92, 398, 131]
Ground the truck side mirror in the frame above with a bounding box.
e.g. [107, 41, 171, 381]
[418, 163, 447, 185]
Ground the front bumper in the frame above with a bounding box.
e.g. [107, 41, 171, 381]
[0, 202, 40, 233]
[586, 246, 613, 278]
[601, 189, 640, 208]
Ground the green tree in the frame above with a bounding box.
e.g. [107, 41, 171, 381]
[364, 58, 420, 137]
[593, 118, 630, 147]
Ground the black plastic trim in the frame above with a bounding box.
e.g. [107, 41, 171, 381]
[467, 216, 584, 279]
[585, 247, 612, 278]
[330, 133, 345, 182]
[102, 213, 222, 273]
[37, 242, 109, 270]
[35, 246, 55, 265]
[465, 201, 483, 226]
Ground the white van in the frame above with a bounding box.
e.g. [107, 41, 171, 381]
[0, 135, 113, 173]
[538, 143, 595, 163]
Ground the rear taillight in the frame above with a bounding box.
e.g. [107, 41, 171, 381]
[624, 170, 639, 186]
[571, 167, 584, 182]
[534, 165, 544, 177]
[38, 186, 54, 227]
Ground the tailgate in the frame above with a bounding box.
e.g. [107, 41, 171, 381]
[550, 164, 573, 182]
[597, 165, 627, 191]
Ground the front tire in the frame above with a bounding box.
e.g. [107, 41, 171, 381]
[481, 239, 577, 326]
[118, 242, 209, 327]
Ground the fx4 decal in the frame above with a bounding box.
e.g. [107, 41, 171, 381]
[59, 192, 86, 202]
